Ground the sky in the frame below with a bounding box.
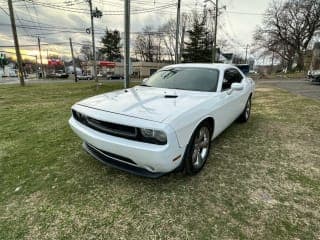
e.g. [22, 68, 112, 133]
[0, 0, 270, 62]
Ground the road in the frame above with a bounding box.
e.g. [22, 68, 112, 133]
[257, 78, 320, 100]
[0, 77, 140, 85]
[1, 76, 319, 100]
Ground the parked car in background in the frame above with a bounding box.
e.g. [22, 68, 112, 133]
[249, 70, 258, 75]
[69, 63, 255, 178]
[235, 64, 250, 75]
[46, 72, 56, 78]
[77, 74, 93, 80]
[55, 70, 69, 78]
[0, 67, 18, 77]
[47, 70, 69, 79]
[307, 70, 320, 83]
[107, 74, 124, 80]
[9, 69, 17, 77]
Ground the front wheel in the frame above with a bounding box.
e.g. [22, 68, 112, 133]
[183, 122, 212, 175]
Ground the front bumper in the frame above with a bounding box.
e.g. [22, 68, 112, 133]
[69, 108, 185, 176]
[83, 142, 165, 178]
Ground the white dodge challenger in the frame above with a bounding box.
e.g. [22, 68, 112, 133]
[69, 63, 255, 177]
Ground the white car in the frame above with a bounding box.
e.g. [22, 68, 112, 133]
[69, 63, 255, 177]
[77, 74, 93, 80]
[307, 69, 320, 83]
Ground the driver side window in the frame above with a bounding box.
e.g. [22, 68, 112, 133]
[222, 68, 243, 91]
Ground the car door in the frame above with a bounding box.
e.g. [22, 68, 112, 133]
[219, 68, 244, 127]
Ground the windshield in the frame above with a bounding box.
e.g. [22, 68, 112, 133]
[145, 67, 219, 92]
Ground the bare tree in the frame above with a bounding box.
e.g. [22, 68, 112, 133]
[134, 26, 163, 62]
[159, 19, 176, 63]
[79, 44, 92, 61]
[254, 0, 320, 71]
[159, 15, 189, 63]
[134, 34, 147, 61]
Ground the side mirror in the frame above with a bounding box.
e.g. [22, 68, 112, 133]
[231, 83, 243, 91]
[142, 78, 148, 83]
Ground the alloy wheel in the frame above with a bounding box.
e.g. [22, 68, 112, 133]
[192, 126, 210, 169]
[245, 99, 251, 120]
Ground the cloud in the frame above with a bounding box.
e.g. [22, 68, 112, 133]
[0, 0, 270, 59]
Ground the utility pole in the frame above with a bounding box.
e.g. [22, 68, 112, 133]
[213, 0, 218, 63]
[124, 0, 130, 88]
[69, 38, 78, 83]
[205, 0, 219, 63]
[179, 24, 186, 63]
[245, 44, 249, 64]
[88, 0, 97, 82]
[175, 0, 181, 64]
[205, 0, 225, 63]
[38, 37, 44, 78]
[8, 0, 24, 86]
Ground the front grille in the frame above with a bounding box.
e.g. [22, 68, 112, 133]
[86, 143, 136, 165]
[72, 109, 167, 145]
[72, 110, 137, 139]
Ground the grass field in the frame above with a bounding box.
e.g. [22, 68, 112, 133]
[0, 82, 319, 239]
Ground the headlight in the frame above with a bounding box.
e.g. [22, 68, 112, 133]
[140, 128, 167, 144]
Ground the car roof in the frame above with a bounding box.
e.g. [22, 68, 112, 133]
[161, 63, 235, 71]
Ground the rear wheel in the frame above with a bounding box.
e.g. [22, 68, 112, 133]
[238, 97, 251, 123]
[184, 122, 212, 175]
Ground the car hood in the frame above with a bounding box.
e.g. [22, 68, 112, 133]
[76, 86, 217, 123]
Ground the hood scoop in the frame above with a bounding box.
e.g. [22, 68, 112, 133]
[164, 94, 178, 98]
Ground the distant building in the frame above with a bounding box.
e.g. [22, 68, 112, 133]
[85, 61, 167, 79]
[115, 62, 167, 78]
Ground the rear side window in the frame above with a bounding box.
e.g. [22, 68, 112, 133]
[222, 68, 243, 91]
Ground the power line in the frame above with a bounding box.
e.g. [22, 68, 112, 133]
[0, 50, 37, 57]
[13, 0, 177, 15]
[0, 43, 48, 47]
[0, 2, 34, 38]
[30, 0, 43, 36]
[0, 6, 9, 16]
[227, 10, 264, 16]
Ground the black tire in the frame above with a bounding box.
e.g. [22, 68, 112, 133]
[238, 97, 251, 123]
[183, 121, 212, 175]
